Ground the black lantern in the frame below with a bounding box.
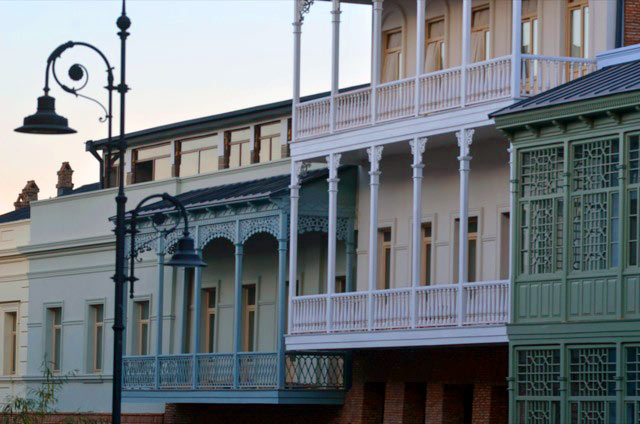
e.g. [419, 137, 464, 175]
[15, 95, 76, 134]
[166, 236, 207, 268]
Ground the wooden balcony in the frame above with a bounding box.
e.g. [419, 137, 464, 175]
[294, 55, 596, 140]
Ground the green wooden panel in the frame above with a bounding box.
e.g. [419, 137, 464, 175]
[568, 277, 618, 320]
[515, 281, 562, 323]
[624, 276, 640, 317]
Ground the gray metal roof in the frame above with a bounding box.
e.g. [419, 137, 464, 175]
[491, 59, 640, 117]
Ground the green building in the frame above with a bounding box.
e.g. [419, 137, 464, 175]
[493, 52, 640, 424]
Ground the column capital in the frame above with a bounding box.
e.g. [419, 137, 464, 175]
[367, 145, 384, 172]
[326, 153, 342, 173]
[410, 137, 428, 160]
[456, 129, 474, 149]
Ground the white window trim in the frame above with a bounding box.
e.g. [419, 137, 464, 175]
[128, 295, 152, 356]
[85, 299, 106, 374]
[42, 302, 63, 374]
[450, 209, 484, 284]
[0, 303, 19, 376]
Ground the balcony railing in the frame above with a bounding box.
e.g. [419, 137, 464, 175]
[290, 280, 509, 335]
[294, 55, 596, 139]
[123, 351, 345, 391]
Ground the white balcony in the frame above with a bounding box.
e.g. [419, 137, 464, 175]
[286, 280, 509, 350]
[295, 55, 596, 140]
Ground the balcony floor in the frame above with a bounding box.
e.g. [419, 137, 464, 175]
[123, 389, 346, 405]
[285, 324, 508, 350]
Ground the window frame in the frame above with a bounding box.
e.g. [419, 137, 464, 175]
[45, 306, 63, 373]
[453, 215, 480, 283]
[425, 17, 446, 72]
[88, 303, 105, 373]
[421, 222, 433, 286]
[176, 133, 218, 177]
[566, 0, 590, 59]
[225, 127, 252, 169]
[203, 287, 217, 353]
[471, 5, 491, 62]
[133, 300, 151, 356]
[255, 121, 283, 164]
[132, 142, 172, 183]
[378, 227, 393, 290]
[382, 28, 403, 82]
[242, 284, 257, 352]
[2, 307, 18, 376]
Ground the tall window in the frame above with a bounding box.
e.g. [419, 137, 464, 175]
[500, 212, 511, 280]
[242, 285, 256, 352]
[47, 308, 62, 372]
[226, 128, 252, 169]
[378, 228, 392, 289]
[335, 276, 347, 294]
[106, 155, 121, 188]
[133, 143, 172, 183]
[178, 134, 218, 177]
[4, 311, 17, 375]
[89, 304, 104, 373]
[521, 0, 538, 55]
[204, 288, 217, 353]
[421, 223, 433, 285]
[134, 301, 150, 356]
[183, 270, 194, 353]
[425, 18, 445, 72]
[567, 0, 589, 58]
[256, 122, 282, 163]
[471, 6, 490, 62]
[454, 217, 479, 282]
[382, 29, 402, 82]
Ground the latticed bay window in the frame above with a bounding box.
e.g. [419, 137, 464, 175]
[515, 347, 561, 423]
[568, 346, 616, 423]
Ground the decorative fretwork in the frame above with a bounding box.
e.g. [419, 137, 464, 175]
[572, 139, 619, 191]
[158, 355, 193, 389]
[520, 199, 564, 275]
[298, 215, 350, 241]
[520, 147, 564, 198]
[198, 221, 237, 248]
[569, 347, 616, 398]
[239, 215, 282, 244]
[285, 352, 345, 390]
[569, 401, 615, 424]
[197, 355, 234, 389]
[516, 400, 561, 424]
[517, 348, 561, 397]
[629, 135, 640, 184]
[122, 356, 156, 390]
[625, 346, 640, 423]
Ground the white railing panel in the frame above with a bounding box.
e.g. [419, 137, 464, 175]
[296, 98, 331, 139]
[415, 285, 458, 327]
[290, 295, 327, 334]
[466, 56, 512, 105]
[335, 88, 371, 131]
[331, 292, 368, 332]
[372, 288, 411, 329]
[520, 55, 597, 97]
[419, 67, 462, 114]
[376, 78, 415, 122]
[463, 280, 510, 325]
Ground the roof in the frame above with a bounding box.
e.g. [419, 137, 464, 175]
[132, 168, 328, 217]
[0, 182, 101, 225]
[491, 60, 640, 118]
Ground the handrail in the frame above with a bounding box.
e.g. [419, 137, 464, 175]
[521, 53, 596, 63]
[467, 55, 513, 68]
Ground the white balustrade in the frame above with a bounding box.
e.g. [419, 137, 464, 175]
[335, 88, 371, 131]
[332, 292, 368, 332]
[296, 98, 331, 139]
[520, 54, 597, 96]
[419, 67, 462, 114]
[415, 285, 458, 327]
[290, 294, 327, 334]
[376, 78, 415, 122]
[463, 280, 510, 325]
[466, 56, 512, 105]
[372, 288, 411, 329]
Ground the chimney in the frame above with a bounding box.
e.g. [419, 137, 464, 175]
[13, 180, 39, 210]
[56, 162, 74, 196]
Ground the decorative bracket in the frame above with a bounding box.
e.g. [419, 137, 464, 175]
[551, 120, 567, 134]
[367, 145, 383, 174]
[579, 115, 594, 129]
[525, 124, 541, 138]
[606, 110, 622, 124]
[456, 129, 474, 159]
[297, 0, 315, 24]
[410, 137, 427, 159]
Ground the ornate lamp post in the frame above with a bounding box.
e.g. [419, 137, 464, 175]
[12, 1, 206, 422]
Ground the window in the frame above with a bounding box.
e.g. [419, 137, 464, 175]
[378, 228, 392, 289]
[521, 0, 538, 55]
[183, 270, 194, 353]
[425, 18, 445, 72]
[500, 212, 511, 280]
[106, 155, 121, 188]
[335, 276, 346, 294]
[226, 128, 252, 169]
[421, 223, 433, 285]
[382, 29, 402, 82]
[4, 311, 17, 375]
[256, 122, 282, 163]
[89, 304, 104, 373]
[133, 143, 172, 183]
[178, 134, 218, 177]
[134, 301, 150, 356]
[47, 308, 62, 372]
[454, 217, 478, 283]
[471, 6, 490, 62]
[242, 285, 257, 352]
[567, 0, 589, 58]
[204, 288, 217, 353]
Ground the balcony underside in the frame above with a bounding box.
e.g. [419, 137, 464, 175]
[123, 389, 346, 405]
[286, 324, 507, 350]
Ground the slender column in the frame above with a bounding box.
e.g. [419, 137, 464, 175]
[277, 213, 288, 389]
[345, 218, 356, 292]
[180, 268, 189, 353]
[233, 240, 244, 389]
[326, 153, 342, 332]
[415, 0, 426, 116]
[460, 0, 472, 106]
[367, 146, 383, 330]
[191, 227, 202, 389]
[511, 0, 522, 99]
[371, 0, 383, 123]
[155, 236, 165, 356]
[288, 161, 304, 333]
[456, 129, 474, 326]
[410, 137, 427, 328]
[330, 0, 341, 132]
[292, 0, 303, 142]
[508, 144, 517, 324]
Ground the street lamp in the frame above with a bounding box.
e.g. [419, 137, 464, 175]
[14, 2, 135, 423]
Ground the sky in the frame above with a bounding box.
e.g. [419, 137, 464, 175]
[0, 0, 371, 212]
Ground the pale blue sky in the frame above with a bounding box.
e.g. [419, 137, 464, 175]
[0, 0, 371, 211]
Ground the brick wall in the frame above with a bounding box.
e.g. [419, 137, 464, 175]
[625, 0, 640, 46]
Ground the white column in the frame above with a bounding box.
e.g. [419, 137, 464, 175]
[508, 143, 516, 323]
[410, 137, 427, 328]
[511, 0, 522, 99]
[330, 0, 341, 132]
[276, 213, 288, 388]
[232, 240, 244, 389]
[191, 226, 202, 389]
[415, 0, 426, 116]
[155, 236, 165, 356]
[460, 0, 472, 106]
[326, 153, 341, 332]
[456, 129, 474, 326]
[371, 0, 383, 123]
[292, 0, 303, 142]
[287, 161, 304, 332]
[367, 145, 383, 330]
